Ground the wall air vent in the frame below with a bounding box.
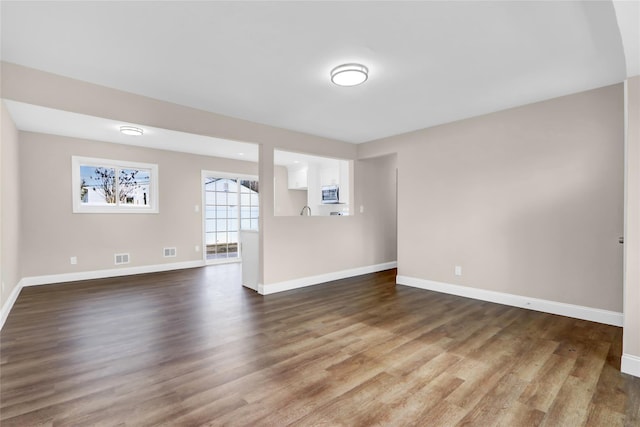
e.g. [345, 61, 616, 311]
[114, 253, 130, 265]
[163, 247, 177, 257]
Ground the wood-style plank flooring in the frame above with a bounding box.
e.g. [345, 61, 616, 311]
[1, 265, 639, 426]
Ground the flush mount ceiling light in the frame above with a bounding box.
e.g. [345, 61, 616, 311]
[120, 126, 144, 136]
[330, 63, 368, 87]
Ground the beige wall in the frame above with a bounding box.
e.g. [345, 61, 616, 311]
[624, 75, 640, 358]
[1, 62, 355, 158]
[357, 154, 397, 264]
[263, 156, 397, 284]
[274, 165, 308, 216]
[360, 84, 624, 312]
[1, 102, 21, 311]
[3, 63, 396, 291]
[9, 60, 625, 316]
[19, 132, 257, 277]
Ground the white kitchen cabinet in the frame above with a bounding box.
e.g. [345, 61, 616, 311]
[287, 167, 308, 190]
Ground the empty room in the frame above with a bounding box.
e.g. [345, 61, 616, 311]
[1, 1, 640, 425]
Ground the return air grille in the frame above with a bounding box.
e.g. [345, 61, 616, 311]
[114, 253, 130, 265]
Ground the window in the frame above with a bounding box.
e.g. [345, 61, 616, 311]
[72, 156, 159, 213]
[203, 174, 259, 262]
[240, 179, 259, 231]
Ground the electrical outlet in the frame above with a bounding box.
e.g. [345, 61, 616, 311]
[195, 245, 200, 252]
[455, 265, 462, 276]
[194, 204, 200, 213]
[360, 205, 364, 214]
[70, 256, 78, 265]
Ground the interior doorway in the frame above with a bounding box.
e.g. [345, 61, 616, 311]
[202, 171, 259, 264]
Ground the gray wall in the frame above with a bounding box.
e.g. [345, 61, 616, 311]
[2, 62, 398, 291]
[4, 60, 625, 317]
[624, 75, 640, 359]
[360, 84, 624, 312]
[357, 154, 397, 265]
[1, 103, 21, 311]
[18, 132, 258, 277]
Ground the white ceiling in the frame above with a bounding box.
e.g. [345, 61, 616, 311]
[3, 100, 260, 162]
[4, 99, 339, 167]
[0, 1, 633, 145]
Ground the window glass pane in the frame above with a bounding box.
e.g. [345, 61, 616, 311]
[250, 193, 259, 206]
[205, 219, 215, 232]
[240, 219, 251, 229]
[212, 179, 226, 191]
[250, 219, 259, 230]
[228, 232, 238, 243]
[245, 180, 259, 193]
[216, 219, 226, 231]
[215, 192, 227, 205]
[204, 178, 216, 190]
[215, 232, 227, 244]
[205, 207, 216, 219]
[119, 168, 151, 206]
[227, 219, 238, 232]
[215, 206, 226, 218]
[80, 165, 116, 205]
[241, 193, 250, 206]
[227, 193, 238, 206]
[205, 233, 216, 245]
[205, 192, 216, 205]
[228, 206, 238, 218]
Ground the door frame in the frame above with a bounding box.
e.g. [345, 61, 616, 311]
[201, 170, 259, 265]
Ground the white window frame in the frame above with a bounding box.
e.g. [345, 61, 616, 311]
[72, 156, 159, 214]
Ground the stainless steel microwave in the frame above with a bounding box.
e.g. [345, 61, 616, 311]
[321, 185, 339, 204]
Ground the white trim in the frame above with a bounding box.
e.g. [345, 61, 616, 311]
[20, 260, 205, 287]
[259, 261, 397, 295]
[0, 280, 24, 330]
[396, 275, 623, 327]
[202, 170, 258, 181]
[622, 353, 640, 378]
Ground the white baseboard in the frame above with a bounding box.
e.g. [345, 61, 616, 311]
[622, 354, 640, 378]
[0, 260, 206, 331]
[20, 260, 206, 287]
[1, 280, 24, 331]
[396, 275, 623, 327]
[259, 261, 397, 295]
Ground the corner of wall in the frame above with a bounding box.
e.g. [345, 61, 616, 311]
[1, 101, 22, 321]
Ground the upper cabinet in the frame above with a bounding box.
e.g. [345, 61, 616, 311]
[287, 166, 308, 190]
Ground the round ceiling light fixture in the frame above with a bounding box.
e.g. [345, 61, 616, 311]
[120, 125, 144, 136]
[330, 63, 368, 87]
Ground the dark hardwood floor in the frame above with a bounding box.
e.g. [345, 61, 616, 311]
[1, 265, 639, 426]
